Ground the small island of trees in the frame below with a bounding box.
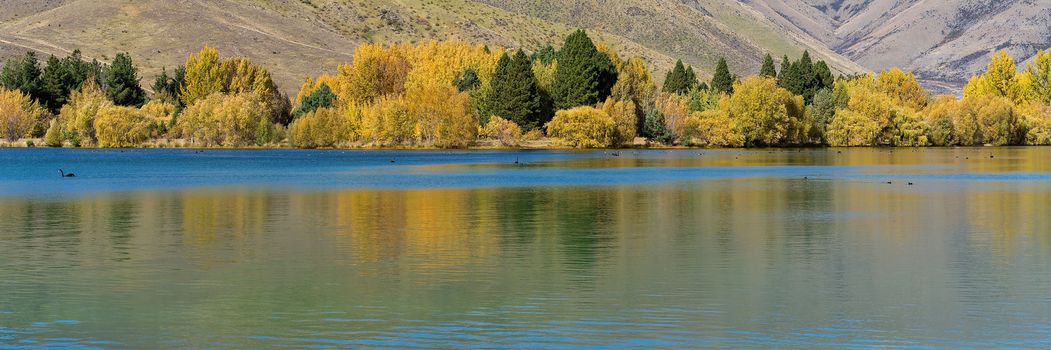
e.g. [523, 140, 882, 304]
[1, 30, 1050, 149]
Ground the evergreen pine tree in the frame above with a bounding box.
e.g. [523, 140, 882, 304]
[0, 52, 43, 102]
[453, 68, 480, 92]
[662, 60, 689, 94]
[487, 50, 546, 130]
[813, 60, 834, 91]
[551, 29, 618, 109]
[760, 54, 777, 78]
[710, 57, 734, 94]
[531, 45, 556, 65]
[105, 52, 146, 106]
[684, 66, 698, 90]
[778, 55, 792, 88]
[292, 83, 337, 119]
[796, 50, 815, 102]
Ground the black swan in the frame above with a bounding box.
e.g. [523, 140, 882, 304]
[59, 169, 76, 178]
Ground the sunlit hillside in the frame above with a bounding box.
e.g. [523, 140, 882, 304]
[0, 0, 863, 95]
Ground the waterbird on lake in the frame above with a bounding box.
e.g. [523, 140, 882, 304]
[59, 169, 75, 178]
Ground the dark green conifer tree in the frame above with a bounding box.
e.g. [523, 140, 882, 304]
[551, 29, 617, 109]
[710, 57, 734, 94]
[760, 54, 777, 78]
[486, 50, 546, 130]
[662, 60, 690, 94]
[0, 51, 43, 102]
[453, 68, 480, 92]
[105, 52, 146, 107]
[292, 83, 337, 119]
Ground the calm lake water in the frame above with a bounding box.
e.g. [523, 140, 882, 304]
[1, 148, 1050, 348]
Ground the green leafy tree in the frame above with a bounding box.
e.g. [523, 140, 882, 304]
[292, 83, 337, 119]
[486, 50, 546, 130]
[760, 54, 777, 78]
[552, 29, 618, 109]
[710, 57, 734, 94]
[105, 53, 146, 106]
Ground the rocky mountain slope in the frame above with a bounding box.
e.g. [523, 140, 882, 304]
[741, 0, 1051, 92]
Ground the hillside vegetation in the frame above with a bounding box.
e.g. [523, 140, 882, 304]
[0, 0, 864, 94]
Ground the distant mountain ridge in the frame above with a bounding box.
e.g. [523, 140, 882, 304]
[742, 0, 1051, 93]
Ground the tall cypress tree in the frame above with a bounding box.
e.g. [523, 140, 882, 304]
[487, 50, 546, 130]
[663, 60, 689, 94]
[551, 29, 617, 109]
[813, 60, 834, 91]
[105, 52, 145, 107]
[777, 55, 792, 88]
[710, 57, 734, 94]
[796, 50, 815, 101]
[760, 54, 777, 78]
[685, 66, 698, 90]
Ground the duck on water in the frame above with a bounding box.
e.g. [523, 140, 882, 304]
[59, 169, 75, 178]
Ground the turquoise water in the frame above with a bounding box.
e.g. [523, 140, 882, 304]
[1, 148, 1050, 348]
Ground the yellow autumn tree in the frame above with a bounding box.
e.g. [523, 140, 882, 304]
[679, 109, 745, 148]
[407, 84, 476, 148]
[654, 92, 689, 139]
[1019, 103, 1051, 145]
[289, 107, 352, 148]
[181, 47, 288, 124]
[924, 95, 963, 146]
[965, 94, 1022, 146]
[58, 78, 111, 146]
[93, 106, 154, 148]
[876, 67, 928, 110]
[601, 98, 637, 146]
[481, 116, 523, 147]
[337, 43, 411, 103]
[725, 77, 811, 146]
[0, 88, 46, 141]
[359, 96, 413, 146]
[139, 100, 177, 137]
[533, 59, 558, 93]
[546, 106, 615, 148]
[827, 77, 895, 146]
[963, 50, 1036, 105]
[1027, 49, 1051, 104]
[177, 93, 270, 147]
[181, 46, 225, 107]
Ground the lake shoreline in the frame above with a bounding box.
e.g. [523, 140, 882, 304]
[0, 137, 1014, 151]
